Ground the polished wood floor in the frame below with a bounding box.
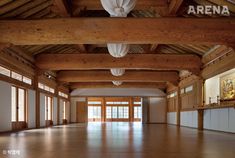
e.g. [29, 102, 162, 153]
[0, 123, 235, 158]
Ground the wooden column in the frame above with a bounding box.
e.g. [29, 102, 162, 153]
[129, 97, 134, 122]
[56, 89, 60, 125]
[176, 87, 181, 126]
[142, 97, 150, 124]
[34, 72, 40, 128]
[101, 97, 105, 122]
[198, 109, 204, 130]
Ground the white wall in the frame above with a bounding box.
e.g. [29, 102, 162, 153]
[0, 81, 11, 132]
[59, 99, 63, 124]
[205, 68, 235, 104]
[65, 101, 70, 122]
[40, 93, 45, 127]
[149, 97, 166, 123]
[167, 112, 177, 125]
[53, 97, 57, 125]
[28, 90, 36, 128]
[180, 111, 198, 128]
[71, 88, 166, 97]
[204, 108, 235, 133]
[70, 97, 86, 123]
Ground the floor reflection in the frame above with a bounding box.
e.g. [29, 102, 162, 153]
[0, 123, 235, 158]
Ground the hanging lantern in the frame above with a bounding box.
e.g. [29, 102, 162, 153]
[107, 43, 129, 58]
[100, 0, 137, 17]
[112, 81, 123, 86]
[110, 68, 125, 76]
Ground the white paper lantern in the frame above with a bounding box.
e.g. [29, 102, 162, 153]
[107, 43, 129, 58]
[112, 81, 123, 86]
[100, 0, 137, 17]
[110, 68, 125, 76]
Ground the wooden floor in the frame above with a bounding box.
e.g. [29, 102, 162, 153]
[0, 123, 235, 158]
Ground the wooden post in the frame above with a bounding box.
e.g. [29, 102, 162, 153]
[176, 87, 181, 126]
[198, 109, 204, 130]
[129, 97, 134, 122]
[34, 72, 40, 128]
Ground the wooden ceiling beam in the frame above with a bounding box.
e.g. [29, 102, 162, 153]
[0, 18, 234, 45]
[35, 53, 201, 74]
[57, 70, 179, 85]
[70, 82, 167, 90]
[202, 45, 232, 64]
[201, 49, 235, 79]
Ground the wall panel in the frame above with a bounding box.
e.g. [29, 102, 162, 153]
[0, 81, 11, 132]
[167, 112, 176, 125]
[53, 97, 57, 125]
[40, 93, 45, 127]
[28, 90, 36, 128]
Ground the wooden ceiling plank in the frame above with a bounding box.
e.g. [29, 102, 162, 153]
[17, 0, 53, 19]
[1, 18, 234, 45]
[0, 0, 31, 15]
[0, 0, 48, 18]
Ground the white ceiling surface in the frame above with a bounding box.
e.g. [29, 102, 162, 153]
[71, 88, 166, 97]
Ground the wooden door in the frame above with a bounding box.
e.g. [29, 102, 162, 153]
[76, 102, 88, 123]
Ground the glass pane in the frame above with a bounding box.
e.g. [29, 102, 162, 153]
[118, 106, 124, 118]
[23, 76, 32, 85]
[106, 106, 111, 118]
[11, 71, 22, 81]
[48, 97, 52, 120]
[11, 87, 16, 122]
[123, 107, 129, 118]
[45, 96, 47, 120]
[88, 106, 93, 119]
[0, 66, 10, 77]
[63, 101, 66, 119]
[18, 88, 25, 121]
[112, 106, 117, 118]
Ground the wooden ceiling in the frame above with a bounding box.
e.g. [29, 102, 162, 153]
[0, 0, 234, 91]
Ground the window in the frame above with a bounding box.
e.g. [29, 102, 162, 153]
[59, 91, 68, 99]
[11, 71, 22, 81]
[134, 106, 142, 119]
[38, 82, 55, 94]
[181, 88, 185, 94]
[11, 86, 26, 122]
[106, 106, 112, 119]
[0, 65, 10, 77]
[23, 76, 32, 85]
[45, 96, 53, 120]
[88, 106, 101, 119]
[88, 101, 102, 105]
[106, 101, 129, 105]
[106, 106, 129, 119]
[63, 101, 66, 120]
[168, 91, 177, 98]
[185, 85, 193, 93]
[0, 66, 32, 85]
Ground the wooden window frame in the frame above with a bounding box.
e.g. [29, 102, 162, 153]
[45, 95, 53, 121]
